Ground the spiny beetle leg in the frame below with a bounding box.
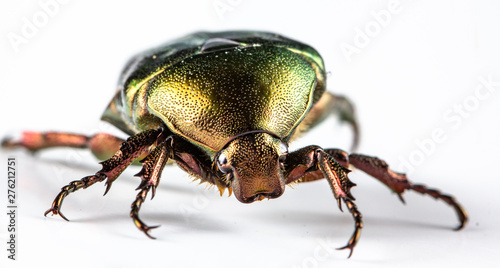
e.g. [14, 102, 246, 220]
[315, 149, 361, 257]
[102, 128, 163, 194]
[44, 174, 105, 220]
[407, 184, 468, 230]
[285, 146, 362, 257]
[345, 152, 468, 230]
[44, 128, 164, 221]
[131, 188, 159, 239]
[131, 139, 171, 238]
[316, 149, 356, 207]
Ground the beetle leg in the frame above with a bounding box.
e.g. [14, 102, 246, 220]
[130, 135, 226, 238]
[2, 131, 130, 161]
[285, 146, 362, 258]
[43, 174, 105, 221]
[298, 148, 468, 230]
[291, 92, 359, 151]
[2, 131, 90, 150]
[131, 138, 171, 239]
[345, 152, 468, 230]
[44, 128, 163, 221]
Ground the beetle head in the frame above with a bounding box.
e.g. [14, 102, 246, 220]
[216, 132, 288, 203]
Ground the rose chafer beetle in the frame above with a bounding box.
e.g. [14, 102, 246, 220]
[3, 31, 467, 257]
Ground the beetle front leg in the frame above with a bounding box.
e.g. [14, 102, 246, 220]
[44, 173, 105, 221]
[131, 139, 172, 238]
[285, 146, 362, 258]
[44, 128, 164, 221]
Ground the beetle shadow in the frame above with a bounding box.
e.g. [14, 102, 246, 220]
[29, 153, 102, 172]
[259, 209, 352, 237]
[260, 207, 456, 239]
[367, 216, 460, 231]
[72, 210, 231, 237]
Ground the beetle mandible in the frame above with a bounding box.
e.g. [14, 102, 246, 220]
[2, 31, 467, 257]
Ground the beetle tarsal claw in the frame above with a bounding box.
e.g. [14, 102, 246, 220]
[139, 224, 160, 240]
[44, 207, 69, 222]
[132, 210, 160, 239]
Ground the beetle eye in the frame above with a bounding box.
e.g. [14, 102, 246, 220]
[217, 152, 231, 173]
[218, 153, 228, 165]
[279, 141, 288, 155]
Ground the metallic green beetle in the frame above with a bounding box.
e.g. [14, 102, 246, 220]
[3, 31, 467, 257]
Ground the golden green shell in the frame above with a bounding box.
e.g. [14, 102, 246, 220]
[102, 31, 326, 154]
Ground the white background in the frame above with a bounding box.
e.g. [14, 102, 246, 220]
[1, 0, 499, 267]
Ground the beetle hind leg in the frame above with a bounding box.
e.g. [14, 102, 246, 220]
[407, 184, 467, 230]
[131, 139, 172, 238]
[331, 150, 468, 230]
[291, 92, 359, 151]
[2, 131, 126, 161]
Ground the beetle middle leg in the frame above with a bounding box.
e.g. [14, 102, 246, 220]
[130, 138, 172, 238]
[43, 128, 164, 221]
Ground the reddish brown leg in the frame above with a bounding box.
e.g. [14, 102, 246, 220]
[2, 131, 125, 161]
[131, 138, 172, 238]
[286, 147, 468, 258]
[43, 128, 164, 221]
[285, 146, 361, 258]
[323, 149, 468, 230]
[346, 152, 468, 230]
[2, 131, 90, 151]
